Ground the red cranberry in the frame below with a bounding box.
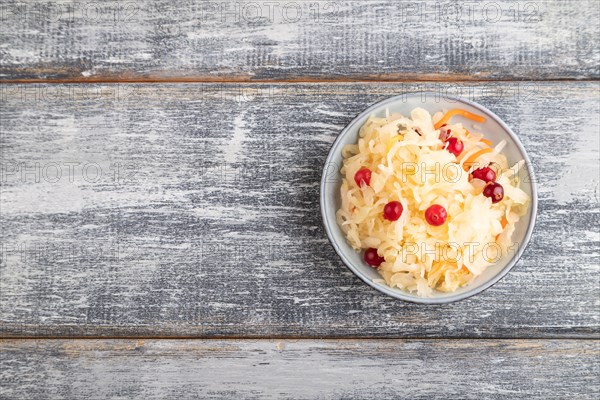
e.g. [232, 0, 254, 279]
[383, 201, 403, 221]
[425, 204, 448, 226]
[364, 248, 385, 267]
[354, 168, 371, 187]
[488, 162, 501, 176]
[483, 182, 504, 203]
[471, 166, 497, 183]
[439, 125, 451, 142]
[446, 137, 464, 156]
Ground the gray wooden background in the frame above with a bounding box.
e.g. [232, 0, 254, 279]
[1, 1, 599, 399]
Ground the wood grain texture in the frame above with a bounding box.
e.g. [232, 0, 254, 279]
[1, 82, 599, 338]
[1, 0, 599, 81]
[1, 339, 599, 399]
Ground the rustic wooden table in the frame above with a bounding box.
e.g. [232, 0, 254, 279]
[1, 1, 599, 398]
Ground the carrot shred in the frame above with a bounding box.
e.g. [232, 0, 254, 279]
[495, 217, 509, 241]
[434, 109, 486, 130]
[462, 148, 494, 171]
[464, 129, 493, 147]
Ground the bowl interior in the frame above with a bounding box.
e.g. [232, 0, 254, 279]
[321, 93, 537, 303]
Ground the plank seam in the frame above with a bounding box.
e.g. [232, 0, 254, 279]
[1, 78, 599, 84]
[1, 336, 599, 340]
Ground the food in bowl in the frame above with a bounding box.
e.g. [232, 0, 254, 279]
[336, 107, 530, 296]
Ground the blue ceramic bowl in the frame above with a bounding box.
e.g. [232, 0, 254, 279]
[320, 93, 538, 304]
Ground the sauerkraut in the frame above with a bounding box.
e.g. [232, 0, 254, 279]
[336, 108, 530, 296]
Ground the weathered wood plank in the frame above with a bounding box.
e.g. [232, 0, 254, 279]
[1, 339, 598, 399]
[0, 0, 598, 81]
[1, 82, 599, 338]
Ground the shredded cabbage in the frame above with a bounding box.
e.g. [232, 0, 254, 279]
[336, 108, 530, 296]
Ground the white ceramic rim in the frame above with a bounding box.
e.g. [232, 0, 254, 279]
[319, 92, 538, 304]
